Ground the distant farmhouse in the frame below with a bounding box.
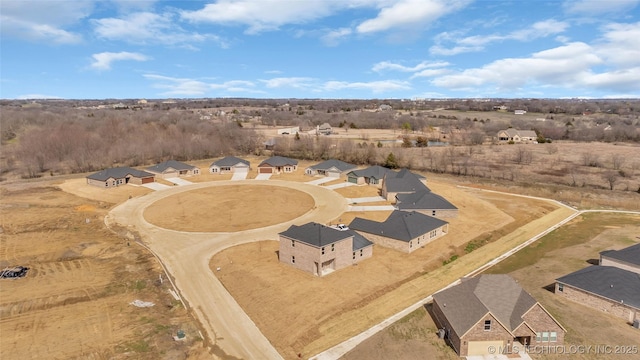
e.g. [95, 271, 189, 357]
[278, 222, 373, 276]
[86, 167, 155, 188]
[146, 160, 200, 179]
[305, 159, 357, 177]
[317, 123, 333, 135]
[497, 129, 537, 143]
[555, 243, 640, 324]
[257, 156, 298, 174]
[432, 274, 565, 357]
[209, 156, 250, 174]
[349, 210, 448, 253]
[514, 109, 527, 115]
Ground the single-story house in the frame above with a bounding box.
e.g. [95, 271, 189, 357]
[317, 123, 332, 135]
[555, 243, 640, 324]
[514, 109, 527, 115]
[145, 160, 200, 179]
[305, 159, 357, 177]
[278, 222, 373, 276]
[381, 168, 428, 202]
[395, 189, 458, 218]
[432, 274, 565, 357]
[349, 210, 448, 253]
[346, 165, 393, 187]
[257, 156, 298, 174]
[497, 129, 538, 142]
[209, 156, 250, 174]
[86, 167, 155, 188]
[264, 138, 277, 150]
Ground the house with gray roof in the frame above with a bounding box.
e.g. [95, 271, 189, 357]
[349, 210, 448, 253]
[305, 159, 357, 177]
[432, 274, 565, 357]
[555, 243, 640, 324]
[278, 222, 373, 276]
[258, 156, 298, 174]
[395, 189, 458, 218]
[146, 160, 200, 179]
[209, 156, 250, 174]
[346, 165, 393, 187]
[86, 167, 155, 188]
[381, 168, 428, 201]
[497, 129, 538, 142]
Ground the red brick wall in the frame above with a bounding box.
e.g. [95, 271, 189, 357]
[522, 304, 565, 346]
[460, 314, 511, 356]
[556, 283, 638, 323]
[278, 235, 354, 276]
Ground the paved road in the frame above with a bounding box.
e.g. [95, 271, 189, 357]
[106, 180, 348, 360]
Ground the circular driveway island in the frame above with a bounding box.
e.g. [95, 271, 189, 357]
[143, 184, 315, 232]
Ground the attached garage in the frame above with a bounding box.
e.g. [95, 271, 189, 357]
[327, 169, 341, 177]
[467, 340, 504, 356]
[259, 167, 273, 173]
[348, 175, 358, 183]
[141, 176, 154, 184]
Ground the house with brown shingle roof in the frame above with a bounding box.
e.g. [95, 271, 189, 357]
[431, 274, 565, 357]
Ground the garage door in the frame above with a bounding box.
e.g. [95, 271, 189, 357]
[259, 167, 272, 173]
[327, 170, 340, 178]
[141, 177, 154, 184]
[348, 176, 358, 183]
[235, 167, 249, 173]
[467, 340, 504, 356]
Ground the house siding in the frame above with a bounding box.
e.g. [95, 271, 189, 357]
[431, 300, 462, 355]
[555, 283, 638, 323]
[600, 257, 640, 275]
[210, 163, 249, 174]
[460, 314, 511, 356]
[352, 245, 373, 264]
[522, 304, 565, 346]
[409, 209, 458, 219]
[353, 227, 446, 253]
[278, 235, 355, 276]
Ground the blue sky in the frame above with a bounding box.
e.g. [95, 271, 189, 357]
[1, 0, 639, 99]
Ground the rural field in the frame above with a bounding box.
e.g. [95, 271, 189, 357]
[343, 213, 640, 360]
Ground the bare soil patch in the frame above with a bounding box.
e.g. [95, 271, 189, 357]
[58, 178, 152, 204]
[210, 182, 562, 358]
[143, 184, 314, 232]
[0, 184, 208, 360]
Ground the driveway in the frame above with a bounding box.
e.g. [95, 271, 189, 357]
[165, 177, 193, 186]
[105, 180, 348, 360]
[142, 182, 171, 190]
[255, 173, 272, 180]
[348, 205, 396, 211]
[231, 171, 249, 181]
[325, 182, 355, 190]
[346, 196, 386, 204]
[306, 177, 335, 186]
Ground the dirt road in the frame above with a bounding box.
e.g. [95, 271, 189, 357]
[105, 180, 347, 360]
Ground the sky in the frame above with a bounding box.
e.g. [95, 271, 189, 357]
[1, 0, 640, 100]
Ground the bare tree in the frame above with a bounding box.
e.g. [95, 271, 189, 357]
[512, 146, 533, 165]
[611, 154, 625, 170]
[602, 171, 619, 190]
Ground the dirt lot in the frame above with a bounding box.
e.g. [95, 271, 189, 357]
[344, 213, 640, 360]
[143, 184, 314, 232]
[0, 184, 209, 360]
[210, 180, 569, 359]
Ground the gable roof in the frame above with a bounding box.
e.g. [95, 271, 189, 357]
[308, 159, 357, 172]
[383, 168, 429, 193]
[211, 156, 249, 167]
[346, 230, 374, 251]
[432, 274, 539, 337]
[146, 160, 196, 173]
[499, 129, 537, 138]
[347, 165, 393, 180]
[279, 222, 351, 248]
[556, 266, 640, 309]
[259, 156, 298, 167]
[87, 167, 154, 181]
[349, 210, 448, 242]
[600, 243, 640, 266]
[396, 189, 457, 211]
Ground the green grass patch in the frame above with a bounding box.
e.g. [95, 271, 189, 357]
[442, 254, 458, 265]
[485, 213, 639, 274]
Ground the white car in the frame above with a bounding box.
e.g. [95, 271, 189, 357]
[336, 224, 349, 231]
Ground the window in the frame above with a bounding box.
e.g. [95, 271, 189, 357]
[331, 244, 335, 252]
[430, 230, 437, 238]
[432, 211, 436, 216]
[410, 241, 413, 248]
[417, 238, 420, 245]
[353, 252, 356, 260]
[484, 320, 491, 331]
[558, 283, 563, 292]
[321, 247, 325, 255]
[550, 332, 557, 342]
[291, 256, 295, 264]
[360, 249, 363, 257]
[291, 240, 295, 247]
[542, 332, 549, 342]
[536, 332, 541, 342]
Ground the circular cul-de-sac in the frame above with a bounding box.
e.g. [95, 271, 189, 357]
[143, 184, 315, 232]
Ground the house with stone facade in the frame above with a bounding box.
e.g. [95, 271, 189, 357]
[209, 156, 250, 174]
[395, 189, 458, 218]
[146, 160, 200, 179]
[555, 243, 640, 324]
[86, 167, 155, 188]
[432, 274, 565, 357]
[497, 129, 538, 142]
[346, 165, 393, 186]
[257, 156, 298, 174]
[305, 159, 356, 177]
[349, 210, 448, 253]
[381, 168, 428, 202]
[278, 222, 373, 276]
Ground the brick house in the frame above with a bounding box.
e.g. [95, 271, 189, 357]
[395, 189, 458, 218]
[349, 210, 448, 253]
[555, 243, 640, 324]
[431, 274, 565, 357]
[278, 223, 373, 276]
[346, 165, 393, 187]
[257, 156, 298, 174]
[145, 160, 200, 179]
[381, 168, 428, 202]
[86, 167, 155, 188]
[305, 159, 356, 177]
[209, 156, 250, 174]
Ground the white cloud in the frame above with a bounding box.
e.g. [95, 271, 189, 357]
[91, 52, 150, 71]
[321, 28, 352, 46]
[16, 94, 63, 99]
[596, 22, 640, 67]
[563, 0, 640, 14]
[322, 80, 411, 93]
[411, 68, 450, 78]
[92, 12, 226, 47]
[372, 60, 449, 73]
[260, 77, 316, 89]
[431, 19, 569, 55]
[143, 74, 260, 96]
[0, 0, 92, 43]
[356, 0, 471, 34]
